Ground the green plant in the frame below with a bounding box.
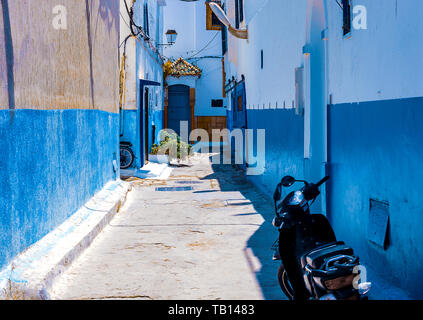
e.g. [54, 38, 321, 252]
[150, 143, 160, 155]
[151, 131, 193, 161]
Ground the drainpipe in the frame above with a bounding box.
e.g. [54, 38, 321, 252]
[322, 26, 330, 218]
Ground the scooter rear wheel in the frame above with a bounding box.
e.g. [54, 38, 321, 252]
[277, 264, 295, 300]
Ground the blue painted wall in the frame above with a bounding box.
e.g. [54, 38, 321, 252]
[121, 109, 139, 167]
[151, 110, 164, 144]
[121, 107, 164, 169]
[245, 108, 304, 195]
[0, 109, 119, 269]
[328, 96, 423, 298]
[121, 110, 138, 146]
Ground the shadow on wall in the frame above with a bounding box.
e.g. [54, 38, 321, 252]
[327, 98, 423, 299]
[85, 0, 120, 109]
[85, 0, 96, 109]
[199, 152, 286, 300]
[99, 0, 120, 34]
[1, 0, 15, 116]
[245, 108, 305, 197]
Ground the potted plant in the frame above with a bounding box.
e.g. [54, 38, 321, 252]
[149, 143, 169, 164]
[149, 131, 193, 164]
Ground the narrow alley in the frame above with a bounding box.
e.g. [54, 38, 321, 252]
[49, 153, 282, 300]
[2, 0, 423, 303]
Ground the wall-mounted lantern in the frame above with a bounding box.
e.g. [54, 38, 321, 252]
[158, 29, 178, 47]
[165, 29, 178, 45]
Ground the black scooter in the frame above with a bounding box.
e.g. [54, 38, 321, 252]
[271, 175, 371, 300]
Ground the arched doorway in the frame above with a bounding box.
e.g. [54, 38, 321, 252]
[167, 84, 191, 137]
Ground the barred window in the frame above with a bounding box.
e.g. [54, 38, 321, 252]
[143, 3, 150, 36]
[342, 0, 351, 36]
[212, 99, 224, 108]
[235, 0, 244, 29]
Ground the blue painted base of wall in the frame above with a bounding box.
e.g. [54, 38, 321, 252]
[245, 108, 304, 195]
[121, 109, 138, 168]
[120, 109, 164, 169]
[151, 109, 164, 147]
[0, 109, 119, 270]
[328, 96, 423, 299]
[121, 109, 138, 146]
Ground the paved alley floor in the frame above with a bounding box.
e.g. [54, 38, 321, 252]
[49, 153, 283, 300]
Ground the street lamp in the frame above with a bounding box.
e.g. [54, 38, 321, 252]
[165, 29, 178, 45]
[208, 1, 248, 40]
[158, 29, 178, 47]
[176, 0, 247, 39]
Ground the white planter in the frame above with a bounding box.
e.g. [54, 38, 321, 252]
[148, 154, 169, 164]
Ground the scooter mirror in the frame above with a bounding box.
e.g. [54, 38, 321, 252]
[281, 176, 296, 187]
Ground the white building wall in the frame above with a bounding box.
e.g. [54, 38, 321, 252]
[225, 0, 308, 110]
[226, 0, 423, 107]
[120, 0, 138, 110]
[327, 0, 423, 104]
[120, 0, 165, 111]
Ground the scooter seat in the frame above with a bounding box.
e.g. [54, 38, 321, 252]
[301, 241, 354, 270]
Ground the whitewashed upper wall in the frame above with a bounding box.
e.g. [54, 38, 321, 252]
[163, 0, 221, 59]
[225, 0, 308, 109]
[120, 0, 164, 110]
[226, 0, 423, 108]
[327, 0, 423, 104]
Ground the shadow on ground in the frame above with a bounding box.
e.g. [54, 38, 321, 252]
[199, 152, 285, 300]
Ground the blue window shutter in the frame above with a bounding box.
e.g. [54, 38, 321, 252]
[235, 0, 239, 29]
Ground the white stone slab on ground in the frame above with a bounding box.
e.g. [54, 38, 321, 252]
[121, 162, 172, 180]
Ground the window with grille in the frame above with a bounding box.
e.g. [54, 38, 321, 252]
[143, 3, 150, 36]
[235, 0, 244, 29]
[222, 25, 228, 55]
[212, 99, 224, 108]
[342, 0, 351, 36]
[260, 50, 264, 69]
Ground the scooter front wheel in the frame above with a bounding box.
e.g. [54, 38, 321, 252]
[120, 146, 135, 169]
[277, 264, 295, 300]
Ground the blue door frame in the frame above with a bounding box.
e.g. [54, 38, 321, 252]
[230, 81, 247, 169]
[139, 79, 160, 167]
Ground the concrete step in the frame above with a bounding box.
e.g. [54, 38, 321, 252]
[0, 180, 132, 300]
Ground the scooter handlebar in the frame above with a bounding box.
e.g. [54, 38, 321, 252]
[315, 176, 330, 188]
